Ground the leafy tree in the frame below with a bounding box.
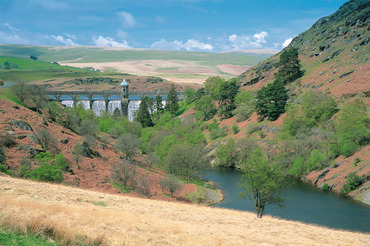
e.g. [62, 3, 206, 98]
[216, 139, 237, 167]
[256, 79, 288, 121]
[164, 84, 179, 114]
[194, 95, 216, 121]
[159, 175, 183, 197]
[165, 144, 204, 181]
[30, 55, 38, 60]
[215, 79, 239, 119]
[334, 98, 369, 156]
[184, 87, 196, 104]
[79, 118, 98, 138]
[275, 47, 303, 84]
[111, 161, 136, 189]
[154, 95, 164, 117]
[136, 97, 153, 127]
[204, 76, 223, 99]
[239, 148, 287, 218]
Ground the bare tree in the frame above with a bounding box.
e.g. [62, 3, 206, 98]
[159, 175, 183, 197]
[115, 133, 141, 160]
[136, 175, 152, 198]
[37, 128, 58, 151]
[11, 82, 29, 104]
[111, 161, 136, 189]
[145, 152, 160, 171]
[72, 143, 83, 169]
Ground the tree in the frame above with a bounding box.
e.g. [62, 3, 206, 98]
[204, 76, 223, 99]
[11, 82, 29, 104]
[184, 87, 196, 104]
[216, 138, 237, 168]
[37, 128, 58, 151]
[239, 148, 287, 218]
[145, 152, 160, 171]
[115, 133, 141, 159]
[30, 55, 38, 60]
[159, 175, 183, 197]
[275, 47, 303, 84]
[136, 97, 153, 127]
[215, 79, 239, 119]
[165, 144, 204, 181]
[256, 79, 288, 121]
[29, 85, 47, 113]
[164, 84, 179, 114]
[72, 143, 83, 169]
[194, 95, 216, 121]
[111, 161, 136, 189]
[136, 175, 152, 198]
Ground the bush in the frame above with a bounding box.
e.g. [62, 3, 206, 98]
[1, 133, 17, 148]
[136, 175, 152, 198]
[232, 125, 240, 134]
[340, 172, 362, 194]
[37, 129, 58, 151]
[323, 183, 330, 191]
[24, 163, 64, 183]
[0, 164, 12, 175]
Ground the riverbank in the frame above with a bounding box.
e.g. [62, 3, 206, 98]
[1, 174, 369, 245]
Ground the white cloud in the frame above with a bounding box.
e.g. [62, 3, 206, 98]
[151, 39, 213, 51]
[282, 38, 293, 48]
[228, 34, 237, 42]
[51, 35, 79, 46]
[64, 33, 77, 40]
[117, 11, 137, 28]
[116, 29, 129, 39]
[92, 35, 130, 48]
[0, 32, 28, 44]
[253, 31, 268, 43]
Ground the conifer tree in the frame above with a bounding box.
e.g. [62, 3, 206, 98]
[164, 84, 179, 114]
[275, 48, 303, 84]
[136, 97, 153, 127]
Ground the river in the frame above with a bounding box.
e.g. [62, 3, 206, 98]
[202, 167, 370, 233]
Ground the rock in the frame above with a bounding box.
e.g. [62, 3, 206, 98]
[17, 145, 32, 151]
[315, 169, 330, 184]
[339, 70, 354, 78]
[11, 120, 33, 131]
[12, 106, 20, 109]
[27, 133, 41, 144]
[29, 149, 42, 158]
[61, 139, 69, 144]
[7, 131, 15, 135]
[17, 135, 26, 139]
[81, 141, 101, 159]
[8, 125, 14, 131]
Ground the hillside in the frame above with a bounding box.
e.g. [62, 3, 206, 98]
[0, 45, 275, 84]
[238, 0, 369, 99]
[231, 0, 370, 202]
[1, 174, 369, 245]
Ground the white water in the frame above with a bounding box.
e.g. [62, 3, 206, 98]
[61, 100, 74, 107]
[60, 99, 166, 121]
[128, 101, 141, 121]
[92, 101, 106, 116]
[76, 100, 90, 110]
[108, 100, 122, 115]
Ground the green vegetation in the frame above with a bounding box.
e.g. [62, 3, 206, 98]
[340, 172, 363, 194]
[164, 84, 179, 114]
[239, 148, 287, 218]
[0, 228, 57, 246]
[275, 48, 303, 85]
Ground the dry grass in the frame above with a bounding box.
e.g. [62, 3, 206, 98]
[0, 175, 369, 246]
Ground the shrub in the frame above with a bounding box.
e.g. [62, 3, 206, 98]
[232, 125, 240, 134]
[1, 133, 17, 148]
[340, 172, 362, 194]
[24, 163, 64, 183]
[323, 183, 330, 191]
[37, 129, 58, 151]
[258, 130, 266, 139]
[136, 175, 152, 198]
[0, 164, 12, 175]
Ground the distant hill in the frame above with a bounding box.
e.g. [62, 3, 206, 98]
[0, 45, 275, 84]
[238, 0, 369, 98]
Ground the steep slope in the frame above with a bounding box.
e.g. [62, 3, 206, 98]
[238, 0, 369, 100]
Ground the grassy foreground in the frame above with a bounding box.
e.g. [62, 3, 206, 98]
[0, 175, 369, 245]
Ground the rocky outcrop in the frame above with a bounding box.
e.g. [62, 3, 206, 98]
[11, 120, 33, 132]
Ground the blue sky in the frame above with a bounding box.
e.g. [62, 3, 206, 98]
[1, 0, 348, 52]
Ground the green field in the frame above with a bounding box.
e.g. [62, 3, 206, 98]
[0, 44, 271, 66]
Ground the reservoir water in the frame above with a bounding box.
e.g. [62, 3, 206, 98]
[202, 167, 370, 233]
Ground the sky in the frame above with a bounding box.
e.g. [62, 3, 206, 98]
[1, 0, 348, 52]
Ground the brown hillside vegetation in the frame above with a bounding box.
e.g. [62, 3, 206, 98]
[1, 174, 369, 246]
